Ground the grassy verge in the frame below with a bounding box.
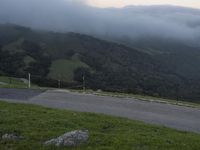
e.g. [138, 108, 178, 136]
[0, 76, 43, 89]
[0, 101, 200, 150]
[69, 89, 200, 108]
[0, 76, 27, 88]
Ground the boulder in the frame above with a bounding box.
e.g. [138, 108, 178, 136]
[2, 133, 22, 141]
[44, 130, 89, 147]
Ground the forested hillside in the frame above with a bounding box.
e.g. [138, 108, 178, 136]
[0, 24, 200, 102]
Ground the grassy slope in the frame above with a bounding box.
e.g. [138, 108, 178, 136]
[0, 76, 39, 89]
[0, 101, 200, 150]
[0, 76, 28, 88]
[48, 59, 89, 82]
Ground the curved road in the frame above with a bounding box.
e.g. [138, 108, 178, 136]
[0, 88, 200, 133]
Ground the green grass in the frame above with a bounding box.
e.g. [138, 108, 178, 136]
[0, 101, 200, 150]
[48, 59, 89, 82]
[0, 76, 28, 89]
[0, 76, 40, 89]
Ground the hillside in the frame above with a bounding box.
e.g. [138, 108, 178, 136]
[0, 24, 200, 102]
[115, 37, 200, 80]
[1, 101, 200, 149]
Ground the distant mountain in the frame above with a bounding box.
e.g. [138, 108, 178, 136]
[0, 24, 200, 103]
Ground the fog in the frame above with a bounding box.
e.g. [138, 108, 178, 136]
[0, 0, 200, 44]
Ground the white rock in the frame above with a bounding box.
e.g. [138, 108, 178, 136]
[44, 130, 89, 147]
[2, 133, 21, 141]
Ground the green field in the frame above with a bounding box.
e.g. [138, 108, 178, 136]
[0, 76, 28, 88]
[48, 59, 89, 82]
[0, 76, 40, 89]
[0, 101, 200, 150]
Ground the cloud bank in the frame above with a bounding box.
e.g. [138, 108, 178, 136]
[0, 0, 200, 44]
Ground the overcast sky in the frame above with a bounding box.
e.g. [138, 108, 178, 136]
[88, 0, 200, 9]
[0, 0, 199, 46]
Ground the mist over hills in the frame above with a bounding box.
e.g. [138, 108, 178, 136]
[0, 0, 200, 46]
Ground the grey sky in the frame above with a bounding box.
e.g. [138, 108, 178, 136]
[0, 0, 199, 44]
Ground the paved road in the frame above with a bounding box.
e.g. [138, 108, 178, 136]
[0, 88, 43, 100]
[0, 88, 200, 133]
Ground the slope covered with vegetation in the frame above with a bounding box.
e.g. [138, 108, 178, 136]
[48, 59, 89, 82]
[0, 24, 200, 102]
[0, 101, 200, 150]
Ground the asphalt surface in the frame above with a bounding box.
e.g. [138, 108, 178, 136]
[0, 88, 200, 133]
[0, 88, 43, 100]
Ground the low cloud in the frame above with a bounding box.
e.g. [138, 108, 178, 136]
[0, 0, 200, 44]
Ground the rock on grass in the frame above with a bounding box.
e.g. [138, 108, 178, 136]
[1, 133, 22, 141]
[44, 130, 89, 147]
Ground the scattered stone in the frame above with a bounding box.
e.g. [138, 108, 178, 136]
[2, 133, 22, 141]
[44, 130, 89, 147]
